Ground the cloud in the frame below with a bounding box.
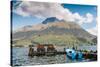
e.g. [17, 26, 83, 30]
[85, 13, 94, 23]
[13, 7, 30, 17]
[73, 12, 94, 25]
[13, 2, 67, 18]
[13, 1, 95, 25]
[73, 13, 85, 25]
[86, 17, 97, 36]
[86, 25, 97, 36]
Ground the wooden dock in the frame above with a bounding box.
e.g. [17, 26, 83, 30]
[28, 44, 97, 60]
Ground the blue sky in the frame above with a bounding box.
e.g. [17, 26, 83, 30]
[12, 13, 44, 30]
[12, 1, 97, 35]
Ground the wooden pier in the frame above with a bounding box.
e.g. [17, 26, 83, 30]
[28, 44, 97, 60]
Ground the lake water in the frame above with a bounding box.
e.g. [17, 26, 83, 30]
[11, 46, 97, 66]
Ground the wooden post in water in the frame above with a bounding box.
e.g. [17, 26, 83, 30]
[28, 45, 34, 57]
[64, 48, 66, 60]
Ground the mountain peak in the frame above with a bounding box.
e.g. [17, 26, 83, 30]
[42, 17, 60, 24]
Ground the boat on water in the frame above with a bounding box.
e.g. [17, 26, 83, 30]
[65, 49, 83, 60]
[65, 48, 97, 61]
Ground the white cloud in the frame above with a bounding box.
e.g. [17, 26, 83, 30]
[86, 25, 97, 36]
[85, 13, 94, 23]
[14, 2, 69, 19]
[86, 17, 97, 36]
[73, 13, 85, 25]
[13, 1, 95, 25]
[13, 7, 30, 17]
[96, 17, 98, 22]
[72, 13, 94, 25]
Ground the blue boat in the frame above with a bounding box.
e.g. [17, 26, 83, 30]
[65, 49, 83, 60]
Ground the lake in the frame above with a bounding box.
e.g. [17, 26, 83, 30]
[11, 46, 97, 66]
